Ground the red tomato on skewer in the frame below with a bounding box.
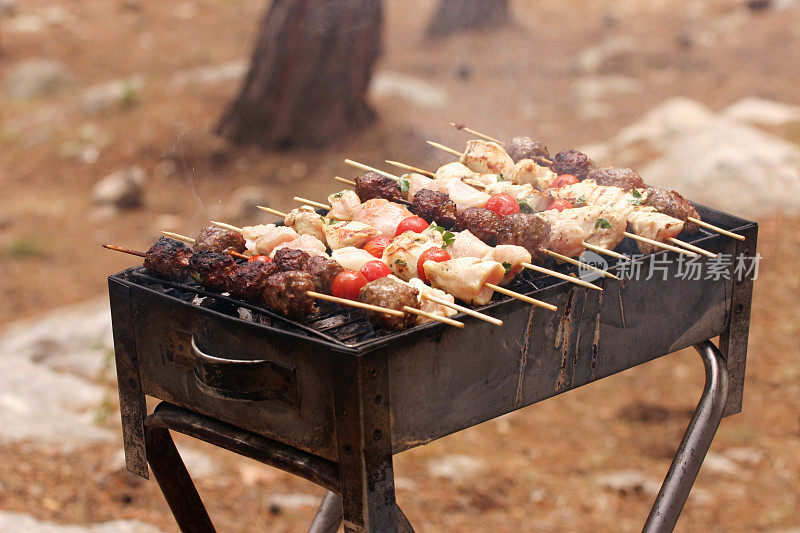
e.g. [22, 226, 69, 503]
[552, 174, 579, 188]
[416, 247, 452, 284]
[363, 235, 391, 258]
[548, 198, 573, 212]
[360, 260, 391, 282]
[331, 270, 369, 300]
[485, 193, 521, 216]
[248, 255, 272, 263]
[395, 216, 430, 236]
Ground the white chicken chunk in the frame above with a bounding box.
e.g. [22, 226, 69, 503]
[322, 220, 380, 250]
[459, 140, 516, 176]
[489, 245, 531, 284]
[270, 234, 328, 257]
[423, 257, 506, 306]
[481, 182, 535, 202]
[553, 206, 627, 251]
[627, 208, 685, 254]
[426, 176, 490, 211]
[405, 173, 436, 199]
[327, 190, 361, 221]
[331, 247, 379, 271]
[551, 179, 648, 218]
[512, 159, 557, 189]
[284, 206, 326, 243]
[406, 277, 458, 322]
[382, 231, 441, 281]
[241, 224, 299, 255]
[434, 162, 478, 181]
[350, 199, 414, 237]
[538, 211, 588, 258]
[447, 229, 493, 260]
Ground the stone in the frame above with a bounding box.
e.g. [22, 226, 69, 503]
[427, 454, 485, 482]
[0, 511, 162, 532]
[596, 470, 659, 495]
[723, 97, 800, 127]
[703, 452, 741, 475]
[267, 493, 320, 511]
[572, 75, 642, 103]
[92, 166, 147, 209]
[575, 36, 635, 74]
[371, 71, 448, 108]
[170, 60, 247, 88]
[5, 14, 44, 33]
[3, 58, 74, 99]
[724, 447, 764, 465]
[81, 76, 145, 115]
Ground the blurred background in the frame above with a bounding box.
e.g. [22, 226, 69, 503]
[0, 0, 798, 531]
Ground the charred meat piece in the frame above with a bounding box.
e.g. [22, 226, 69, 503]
[189, 251, 237, 290]
[643, 187, 700, 234]
[227, 261, 278, 301]
[358, 277, 419, 331]
[411, 189, 458, 229]
[552, 149, 595, 180]
[499, 213, 552, 263]
[272, 247, 311, 272]
[194, 225, 246, 254]
[304, 256, 344, 293]
[143, 237, 193, 280]
[354, 171, 405, 203]
[454, 207, 505, 246]
[587, 167, 646, 190]
[263, 271, 318, 319]
[505, 136, 550, 164]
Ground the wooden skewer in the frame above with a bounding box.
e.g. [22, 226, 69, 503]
[450, 123, 503, 144]
[687, 217, 745, 241]
[257, 206, 289, 218]
[582, 242, 629, 260]
[521, 263, 602, 291]
[334, 176, 357, 186]
[484, 283, 557, 311]
[403, 306, 465, 327]
[421, 294, 504, 326]
[102, 244, 146, 258]
[668, 238, 717, 258]
[307, 291, 405, 317]
[427, 140, 463, 158]
[293, 197, 331, 210]
[540, 248, 620, 280]
[210, 220, 243, 233]
[384, 160, 436, 178]
[161, 231, 195, 244]
[344, 159, 402, 181]
[623, 232, 698, 257]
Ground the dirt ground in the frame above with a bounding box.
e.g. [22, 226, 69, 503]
[0, 0, 798, 531]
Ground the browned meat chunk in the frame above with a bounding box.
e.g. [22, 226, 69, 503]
[189, 251, 237, 290]
[227, 261, 279, 301]
[505, 137, 550, 164]
[194, 225, 246, 254]
[552, 149, 595, 179]
[499, 213, 552, 263]
[272, 247, 311, 272]
[263, 271, 318, 319]
[143, 237, 193, 281]
[304, 256, 345, 294]
[358, 277, 419, 331]
[354, 171, 404, 203]
[411, 189, 458, 229]
[587, 167, 646, 190]
[643, 187, 701, 234]
[454, 207, 505, 246]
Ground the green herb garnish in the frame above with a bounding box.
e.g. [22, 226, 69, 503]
[398, 178, 410, 194]
[574, 195, 587, 207]
[497, 173, 505, 182]
[502, 261, 513, 273]
[332, 191, 344, 199]
[429, 223, 456, 247]
[395, 259, 407, 266]
[327, 218, 340, 225]
[518, 199, 538, 214]
[595, 218, 612, 229]
[627, 189, 643, 206]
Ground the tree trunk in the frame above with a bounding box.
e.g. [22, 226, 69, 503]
[425, 0, 509, 38]
[217, 0, 382, 150]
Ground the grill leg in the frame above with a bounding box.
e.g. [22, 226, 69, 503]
[642, 340, 730, 533]
[145, 425, 216, 533]
[308, 491, 342, 533]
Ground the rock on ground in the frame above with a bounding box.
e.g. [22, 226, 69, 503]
[371, 71, 448, 108]
[427, 454, 485, 482]
[722, 96, 800, 127]
[3, 58, 74, 99]
[596, 470, 660, 495]
[0, 511, 162, 533]
[582, 97, 800, 218]
[92, 166, 147, 209]
[81, 76, 145, 115]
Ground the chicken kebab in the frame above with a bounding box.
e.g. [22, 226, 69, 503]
[104, 235, 463, 331]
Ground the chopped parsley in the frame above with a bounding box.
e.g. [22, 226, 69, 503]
[394, 259, 407, 266]
[574, 195, 587, 207]
[398, 178, 410, 194]
[502, 261, 513, 273]
[595, 218, 612, 229]
[627, 189, 643, 206]
[429, 223, 456, 247]
[332, 191, 345, 199]
[326, 218, 341, 225]
[518, 199, 539, 214]
[497, 173, 505, 182]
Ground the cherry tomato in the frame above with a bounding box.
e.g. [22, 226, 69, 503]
[416, 247, 452, 284]
[552, 174, 580, 189]
[485, 193, 521, 216]
[359, 260, 391, 282]
[363, 235, 391, 258]
[548, 198, 573, 212]
[331, 270, 368, 300]
[395, 216, 430, 237]
[248, 255, 272, 263]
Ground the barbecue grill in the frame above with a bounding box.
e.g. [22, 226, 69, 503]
[108, 203, 757, 532]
